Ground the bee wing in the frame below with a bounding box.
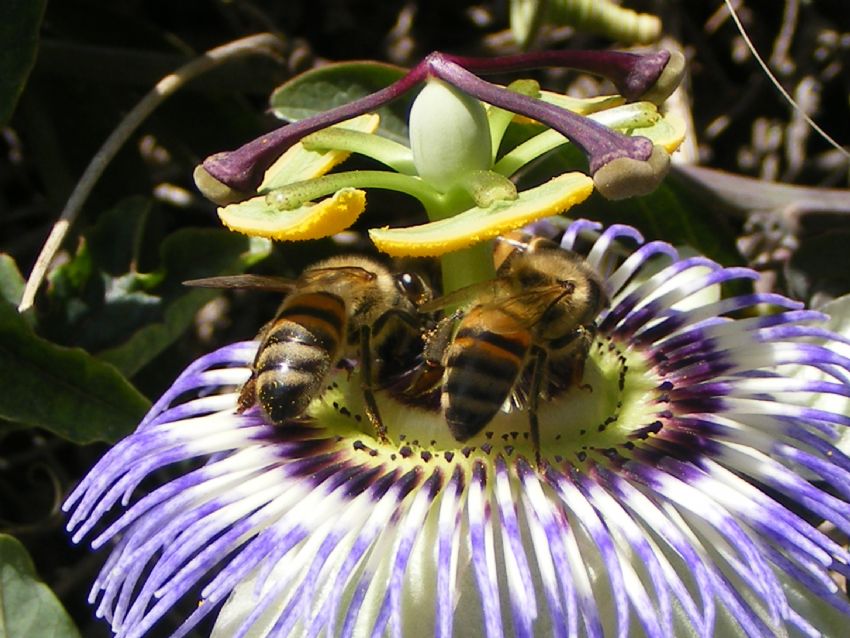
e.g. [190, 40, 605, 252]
[473, 284, 566, 331]
[183, 274, 296, 292]
[418, 279, 505, 313]
[296, 265, 376, 286]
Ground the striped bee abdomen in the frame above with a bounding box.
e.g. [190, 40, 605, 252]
[255, 291, 346, 424]
[442, 310, 531, 441]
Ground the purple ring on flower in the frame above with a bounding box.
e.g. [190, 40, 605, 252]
[65, 219, 850, 637]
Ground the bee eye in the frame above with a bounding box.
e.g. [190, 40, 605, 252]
[518, 270, 547, 289]
[396, 272, 430, 305]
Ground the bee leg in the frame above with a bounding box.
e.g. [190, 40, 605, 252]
[573, 326, 594, 392]
[572, 353, 592, 393]
[400, 313, 455, 398]
[358, 324, 389, 443]
[369, 308, 423, 390]
[237, 376, 257, 414]
[552, 326, 594, 393]
[423, 312, 460, 365]
[337, 357, 357, 380]
[376, 307, 424, 332]
[528, 346, 549, 470]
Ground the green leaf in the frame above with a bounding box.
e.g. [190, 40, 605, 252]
[42, 197, 272, 377]
[0, 255, 34, 332]
[86, 195, 150, 275]
[0, 298, 149, 443]
[0, 0, 46, 125]
[0, 255, 25, 308]
[42, 198, 155, 353]
[0, 535, 81, 638]
[96, 231, 272, 377]
[269, 61, 411, 144]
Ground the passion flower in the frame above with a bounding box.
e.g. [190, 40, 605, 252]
[65, 219, 850, 638]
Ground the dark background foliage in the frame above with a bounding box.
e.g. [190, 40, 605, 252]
[1, 1, 848, 636]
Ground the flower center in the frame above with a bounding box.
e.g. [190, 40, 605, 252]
[305, 332, 662, 466]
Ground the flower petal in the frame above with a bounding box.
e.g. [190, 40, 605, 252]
[782, 293, 850, 452]
[66, 219, 850, 638]
[218, 187, 366, 240]
[369, 173, 593, 257]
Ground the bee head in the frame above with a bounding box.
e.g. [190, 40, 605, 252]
[504, 249, 608, 336]
[394, 272, 432, 308]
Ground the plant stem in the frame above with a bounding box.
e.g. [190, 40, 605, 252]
[267, 170, 442, 211]
[439, 242, 496, 297]
[418, 191, 497, 295]
[302, 129, 415, 175]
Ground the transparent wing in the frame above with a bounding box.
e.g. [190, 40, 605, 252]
[418, 279, 505, 313]
[296, 265, 376, 286]
[428, 283, 565, 332]
[490, 287, 565, 329]
[182, 274, 296, 292]
[184, 266, 377, 292]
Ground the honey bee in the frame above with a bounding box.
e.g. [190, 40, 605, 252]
[186, 256, 431, 440]
[420, 233, 608, 457]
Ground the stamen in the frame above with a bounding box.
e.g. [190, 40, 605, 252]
[201, 51, 680, 197]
